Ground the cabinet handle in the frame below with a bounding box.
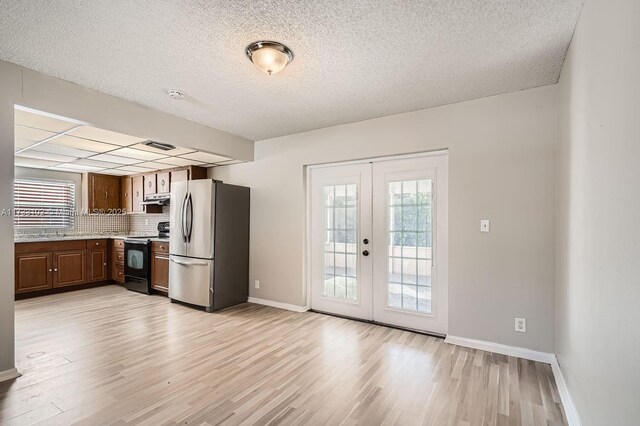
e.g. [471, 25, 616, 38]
[54, 268, 58, 272]
[136, 191, 139, 197]
[105, 190, 108, 199]
[49, 268, 52, 272]
[104, 263, 107, 266]
[95, 242, 99, 245]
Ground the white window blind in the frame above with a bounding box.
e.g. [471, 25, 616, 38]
[14, 179, 76, 228]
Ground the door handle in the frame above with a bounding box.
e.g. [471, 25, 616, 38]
[363, 238, 369, 244]
[362, 250, 369, 256]
[181, 192, 189, 243]
[170, 258, 208, 267]
[186, 193, 193, 243]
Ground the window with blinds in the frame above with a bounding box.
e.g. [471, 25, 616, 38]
[14, 179, 76, 228]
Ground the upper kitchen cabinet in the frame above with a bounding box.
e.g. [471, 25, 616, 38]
[143, 173, 157, 196]
[121, 176, 132, 213]
[131, 175, 145, 213]
[87, 173, 121, 213]
[157, 172, 170, 194]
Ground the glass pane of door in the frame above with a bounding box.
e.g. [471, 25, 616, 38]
[322, 184, 358, 301]
[387, 179, 432, 313]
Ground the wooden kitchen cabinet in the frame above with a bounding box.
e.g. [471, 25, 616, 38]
[15, 240, 114, 297]
[157, 172, 170, 193]
[131, 175, 144, 213]
[170, 169, 189, 185]
[143, 173, 157, 196]
[15, 252, 53, 293]
[53, 250, 86, 288]
[151, 241, 169, 293]
[87, 239, 108, 282]
[112, 239, 125, 283]
[121, 176, 133, 212]
[88, 173, 121, 213]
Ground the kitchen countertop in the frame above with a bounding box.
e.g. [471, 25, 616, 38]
[14, 234, 170, 243]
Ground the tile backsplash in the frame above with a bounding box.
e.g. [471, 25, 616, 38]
[128, 207, 170, 234]
[15, 213, 130, 236]
[15, 206, 170, 237]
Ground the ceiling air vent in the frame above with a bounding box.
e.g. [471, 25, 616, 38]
[143, 140, 176, 151]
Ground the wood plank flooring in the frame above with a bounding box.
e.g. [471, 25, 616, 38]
[0, 286, 567, 425]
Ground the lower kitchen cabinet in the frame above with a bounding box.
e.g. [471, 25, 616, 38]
[15, 252, 53, 293]
[112, 239, 125, 283]
[15, 239, 116, 296]
[87, 239, 109, 282]
[53, 250, 87, 287]
[151, 241, 169, 293]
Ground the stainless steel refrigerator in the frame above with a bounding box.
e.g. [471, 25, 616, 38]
[169, 179, 250, 312]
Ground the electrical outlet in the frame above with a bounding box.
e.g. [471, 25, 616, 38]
[515, 317, 526, 333]
[254, 280, 260, 289]
[480, 219, 490, 232]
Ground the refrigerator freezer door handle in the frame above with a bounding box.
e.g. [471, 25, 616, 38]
[187, 193, 194, 243]
[170, 258, 209, 267]
[181, 192, 189, 243]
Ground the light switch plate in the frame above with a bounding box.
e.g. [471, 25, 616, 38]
[480, 219, 490, 232]
[254, 280, 260, 289]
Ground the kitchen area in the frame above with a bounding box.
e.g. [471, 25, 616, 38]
[13, 106, 250, 312]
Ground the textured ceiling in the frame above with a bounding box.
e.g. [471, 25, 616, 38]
[0, 1, 583, 140]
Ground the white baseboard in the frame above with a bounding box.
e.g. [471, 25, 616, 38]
[247, 297, 309, 313]
[444, 335, 556, 364]
[550, 356, 582, 426]
[0, 368, 20, 383]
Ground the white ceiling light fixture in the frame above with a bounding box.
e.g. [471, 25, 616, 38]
[246, 41, 293, 75]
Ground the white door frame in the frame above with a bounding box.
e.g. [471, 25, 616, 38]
[304, 150, 449, 333]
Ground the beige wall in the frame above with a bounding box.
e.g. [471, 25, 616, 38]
[556, 0, 640, 424]
[0, 62, 20, 375]
[212, 85, 557, 352]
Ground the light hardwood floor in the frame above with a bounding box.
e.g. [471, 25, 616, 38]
[0, 286, 566, 425]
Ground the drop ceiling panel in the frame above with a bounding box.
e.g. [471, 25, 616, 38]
[69, 159, 123, 169]
[115, 165, 155, 173]
[156, 157, 205, 167]
[15, 158, 62, 168]
[15, 126, 56, 142]
[89, 153, 144, 165]
[14, 109, 78, 133]
[49, 163, 103, 172]
[15, 138, 38, 152]
[49, 135, 120, 153]
[131, 143, 196, 156]
[135, 161, 175, 170]
[179, 151, 231, 164]
[68, 126, 146, 146]
[29, 143, 97, 159]
[108, 147, 168, 161]
[16, 150, 78, 163]
[100, 168, 131, 176]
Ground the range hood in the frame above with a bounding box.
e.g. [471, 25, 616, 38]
[141, 193, 171, 206]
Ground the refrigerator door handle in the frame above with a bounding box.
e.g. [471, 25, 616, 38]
[181, 192, 189, 243]
[170, 258, 209, 267]
[186, 193, 194, 243]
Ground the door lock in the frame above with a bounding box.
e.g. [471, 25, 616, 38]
[362, 250, 369, 256]
[363, 238, 369, 244]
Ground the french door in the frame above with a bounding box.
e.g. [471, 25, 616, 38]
[308, 154, 448, 334]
